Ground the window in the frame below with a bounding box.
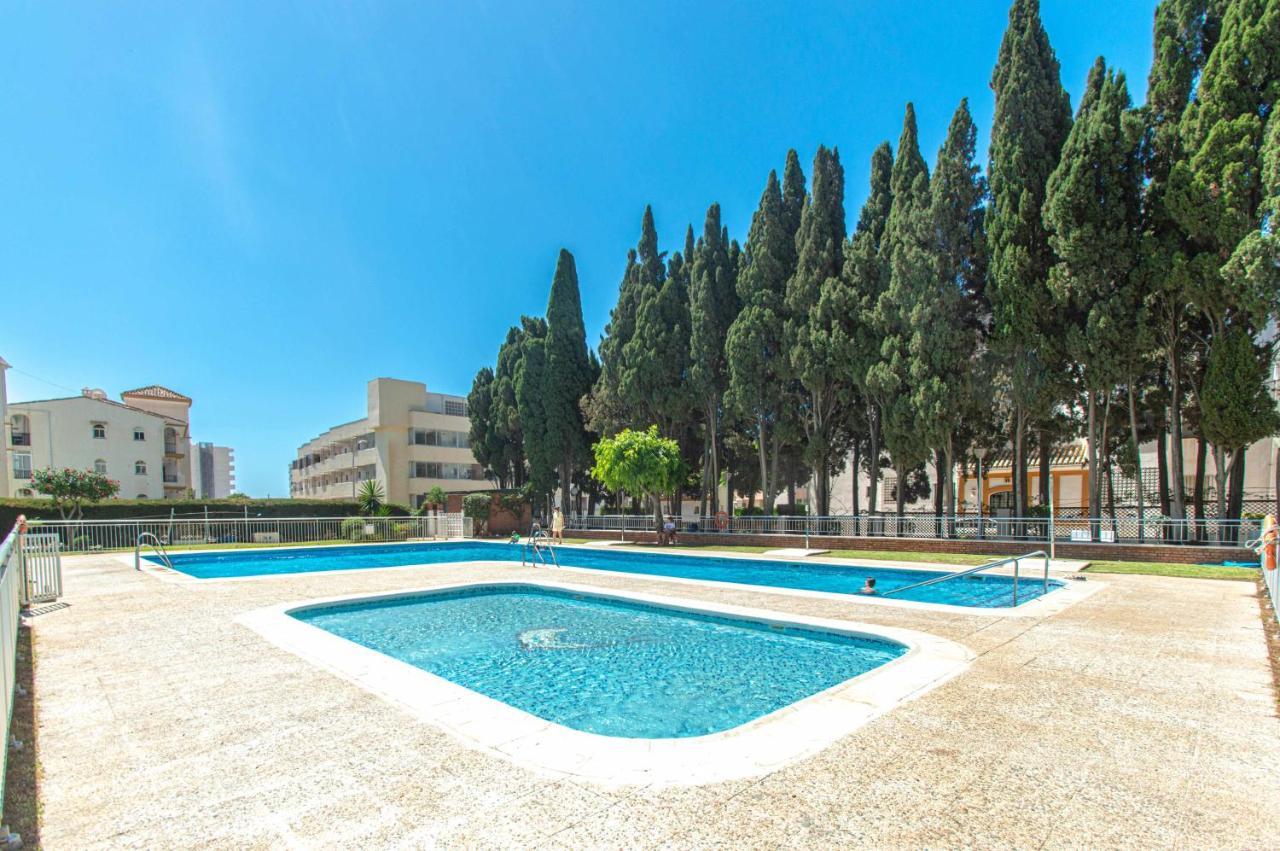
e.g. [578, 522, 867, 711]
[92, 423, 106, 439]
[94, 459, 107, 475]
[135, 460, 148, 476]
[13, 454, 32, 480]
[10, 414, 29, 446]
[444, 399, 467, 417]
[137, 494, 147, 499]
[133, 427, 146, 441]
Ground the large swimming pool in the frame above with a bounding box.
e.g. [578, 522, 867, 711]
[153, 541, 1060, 607]
[292, 583, 907, 738]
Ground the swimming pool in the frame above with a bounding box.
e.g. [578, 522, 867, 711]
[152, 541, 1062, 607]
[294, 583, 907, 738]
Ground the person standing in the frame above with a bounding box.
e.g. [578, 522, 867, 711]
[551, 506, 565, 544]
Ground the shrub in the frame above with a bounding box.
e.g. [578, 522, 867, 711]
[341, 517, 368, 541]
[462, 493, 492, 535]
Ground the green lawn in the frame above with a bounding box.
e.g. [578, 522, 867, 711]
[1081, 560, 1258, 581]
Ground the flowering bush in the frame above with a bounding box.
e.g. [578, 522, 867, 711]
[31, 468, 120, 519]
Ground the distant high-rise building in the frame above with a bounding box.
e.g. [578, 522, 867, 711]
[192, 443, 236, 499]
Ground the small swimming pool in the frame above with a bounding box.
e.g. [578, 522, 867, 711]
[292, 583, 907, 738]
[153, 541, 1062, 607]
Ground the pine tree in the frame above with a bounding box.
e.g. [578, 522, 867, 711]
[542, 249, 593, 512]
[1045, 58, 1146, 523]
[986, 0, 1073, 516]
[869, 104, 933, 517]
[913, 98, 987, 523]
[844, 142, 894, 519]
[784, 145, 850, 515]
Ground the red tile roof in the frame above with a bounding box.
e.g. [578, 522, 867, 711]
[120, 385, 192, 403]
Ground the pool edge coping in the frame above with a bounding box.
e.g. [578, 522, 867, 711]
[236, 578, 976, 789]
[116, 541, 1101, 617]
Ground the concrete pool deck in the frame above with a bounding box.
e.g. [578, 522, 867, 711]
[27, 551, 1280, 848]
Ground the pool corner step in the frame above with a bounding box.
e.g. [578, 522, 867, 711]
[762, 548, 830, 559]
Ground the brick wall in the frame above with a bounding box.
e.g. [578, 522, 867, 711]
[570, 529, 1252, 565]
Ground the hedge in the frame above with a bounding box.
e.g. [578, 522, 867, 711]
[0, 498, 398, 534]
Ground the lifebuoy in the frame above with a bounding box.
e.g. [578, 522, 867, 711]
[714, 511, 730, 531]
[1261, 514, 1277, 572]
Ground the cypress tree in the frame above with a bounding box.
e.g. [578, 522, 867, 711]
[542, 249, 593, 512]
[492, 325, 530, 487]
[913, 98, 988, 523]
[1140, 0, 1227, 528]
[986, 0, 1073, 516]
[689, 203, 739, 513]
[466, 366, 501, 486]
[844, 142, 894, 519]
[1045, 59, 1146, 523]
[784, 145, 850, 515]
[726, 168, 798, 513]
[869, 104, 933, 517]
[515, 316, 554, 513]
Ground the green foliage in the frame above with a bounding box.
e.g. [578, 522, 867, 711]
[542, 249, 594, 494]
[356, 479, 385, 516]
[1200, 327, 1280, 451]
[462, 492, 493, 535]
[515, 316, 555, 501]
[341, 516, 368, 541]
[31, 467, 120, 520]
[783, 145, 850, 514]
[590, 427, 685, 514]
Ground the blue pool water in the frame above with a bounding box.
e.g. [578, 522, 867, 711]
[293, 584, 906, 737]
[156, 541, 1061, 607]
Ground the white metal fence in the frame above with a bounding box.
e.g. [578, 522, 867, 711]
[20, 533, 62, 604]
[24, 514, 470, 554]
[568, 513, 1265, 549]
[0, 526, 26, 814]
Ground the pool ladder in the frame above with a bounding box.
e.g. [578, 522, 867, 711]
[879, 550, 1050, 606]
[523, 530, 559, 568]
[134, 532, 174, 571]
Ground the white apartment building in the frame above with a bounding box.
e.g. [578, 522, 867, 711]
[290, 377, 490, 509]
[7, 385, 194, 500]
[0, 357, 10, 499]
[192, 443, 236, 499]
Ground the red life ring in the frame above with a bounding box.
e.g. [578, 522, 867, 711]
[714, 511, 729, 531]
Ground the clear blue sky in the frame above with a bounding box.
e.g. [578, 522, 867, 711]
[1, 1, 1158, 497]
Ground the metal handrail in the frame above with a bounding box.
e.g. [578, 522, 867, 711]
[880, 550, 1050, 606]
[522, 530, 558, 567]
[135, 533, 173, 571]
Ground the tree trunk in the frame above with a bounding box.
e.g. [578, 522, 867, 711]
[1167, 343, 1187, 526]
[943, 436, 955, 538]
[1086, 389, 1099, 536]
[1127, 380, 1145, 542]
[757, 416, 773, 515]
[1037, 427, 1051, 507]
[1213, 445, 1228, 539]
[707, 401, 720, 516]
[1156, 424, 1171, 519]
[850, 442, 861, 520]
[895, 463, 906, 521]
[768, 430, 780, 516]
[1192, 435, 1207, 541]
[1099, 394, 1112, 538]
[1227, 448, 1246, 538]
[867, 404, 881, 525]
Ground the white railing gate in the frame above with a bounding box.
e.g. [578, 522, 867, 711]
[21, 533, 62, 605]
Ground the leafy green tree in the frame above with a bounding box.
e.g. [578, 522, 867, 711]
[784, 145, 850, 515]
[986, 0, 1073, 515]
[462, 492, 492, 535]
[689, 203, 740, 514]
[914, 98, 988, 520]
[844, 142, 894, 517]
[356, 479, 385, 516]
[726, 162, 803, 513]
[542, 249, 593, 511]
[1045, 59, 1146, 521]
[870, 104, 933, 516]
[466, 367, 504, 485]
[491, 325, 531, 487]
[31, 467, 120, 519]
[590, 426, 686, 524]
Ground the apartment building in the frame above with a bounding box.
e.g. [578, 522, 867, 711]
[192, 443, 236, 499]
[7, 385, 194, 499]
[290, 377, 490, 509]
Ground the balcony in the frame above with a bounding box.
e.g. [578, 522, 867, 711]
[13, 469, 31, 480]
[163, 473, 179, 484]
[10, 433, 30, 447]
[164, 443, 183, 457]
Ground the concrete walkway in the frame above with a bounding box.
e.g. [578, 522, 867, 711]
[26, 552, 1280, 848]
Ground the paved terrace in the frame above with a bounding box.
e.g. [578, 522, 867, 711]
[26, 548, 1280, 848]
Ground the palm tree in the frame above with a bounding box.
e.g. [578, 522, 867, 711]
[357, 480, 385, 515]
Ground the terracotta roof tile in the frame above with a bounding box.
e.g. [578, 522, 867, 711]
[120, 385, 192, 403]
